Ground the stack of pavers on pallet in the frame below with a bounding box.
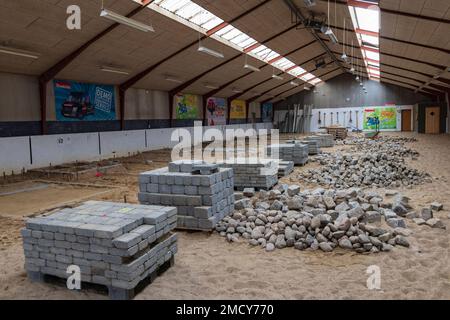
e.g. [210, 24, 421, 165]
[21, 201, 177, 300]
[317, 133, 334, 147]
[300, 139, 321, 155]
[138, 160, 234, 231]
[220, 158, 278, 191]
[305, 134, 334, 148]
[326, 126, 347, 140]
[276, 160, 295, 177]
[283, 140, 309, 164]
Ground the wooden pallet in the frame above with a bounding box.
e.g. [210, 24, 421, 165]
[27, 256, 175, 300]
[325, 127, 347, 140]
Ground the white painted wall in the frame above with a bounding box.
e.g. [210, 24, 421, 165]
[0, 123, 273, 174]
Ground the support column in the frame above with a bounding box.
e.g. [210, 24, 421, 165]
[202, 96, 208, 126]
[119, 88, 126, 130]
[169, 93, 174, 128]
[39, 80, 47, 135]
[226, 98, 231, 125]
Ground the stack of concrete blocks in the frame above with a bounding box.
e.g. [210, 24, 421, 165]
[304, 135, 334, 148]
[272, 141, 309, 165]
[138, 160, 234, 231]
[21, 201, 177, 300]
[316, 133, 335, 147]
[220, 158, 278, 191]
[276, 160, 294, 177]
[300, 139, 321, 155]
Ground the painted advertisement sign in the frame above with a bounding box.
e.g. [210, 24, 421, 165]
[174, 93, 200, 119]
[206, 97, 226, 125]
[262, 103, 273, 122]
[363, 107, 397, 130]
[54, 80, 116, 121]
[230, 100, 246, 119]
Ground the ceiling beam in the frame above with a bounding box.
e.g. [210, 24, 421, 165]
[40, 1, 152, 83]
[266, 67, 342, 103]
[329, 24, 450, 55]
[120, 0, 270, 92]
[202, 39, 320, 99]
[318, 0, 450, 24]
[168, 20, 309, 96]
[323, 37, 447, 70]
[283, 0, 346, 73]
[38, 0, 153, 134]
[249, 63, 337, 103]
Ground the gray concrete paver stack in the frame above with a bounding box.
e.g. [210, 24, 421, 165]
[138, 160, 235, 231]
[21, 201, 177, 299]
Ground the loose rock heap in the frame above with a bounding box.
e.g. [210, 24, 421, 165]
[216, 186, 419, 253]
[300, 136, 430, 188]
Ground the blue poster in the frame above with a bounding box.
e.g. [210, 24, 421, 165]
[262, 103, 273, 122]
[54, 80, 116, 121]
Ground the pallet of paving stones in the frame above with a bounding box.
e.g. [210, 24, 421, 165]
[21, 201, 178, 300]
[267, 142, 308, 166]
[277, 160, 294, 177]
[220, 158, 278, 191]
[300, 139, 321, 155]
[304, 134, 334, 148]
[138, 160, 235, 231]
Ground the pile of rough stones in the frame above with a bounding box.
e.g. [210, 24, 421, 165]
[299, 137, 430, 188]
[215, 185, 446, 253]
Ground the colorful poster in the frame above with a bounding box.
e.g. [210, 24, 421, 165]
[363, 107, 397, 130]
[230, 100, 246, 119]
[174, 93, 199, 119]
[206, 97, 226, 125]
[54, 80, 116, 121]
[262, 103, 273, 122]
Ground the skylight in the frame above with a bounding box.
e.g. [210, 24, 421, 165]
[137, 0, 322, 86]
[348, 2, 380, 80]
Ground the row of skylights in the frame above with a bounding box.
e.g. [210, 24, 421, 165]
[136, 0, 322, 86]
[348, 2, 380, 80]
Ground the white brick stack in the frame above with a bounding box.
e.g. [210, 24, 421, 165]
[267, 142, 308, 166]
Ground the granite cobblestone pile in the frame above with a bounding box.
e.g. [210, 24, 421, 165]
[138, 160, 234, 231]
[21, 201, 177, 298]
[216, 186, 441, 253]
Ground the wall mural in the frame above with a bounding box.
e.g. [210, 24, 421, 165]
[54, 80, 116, 121]
[262, 103, 273, 122]
[363, 107, 397, 130]
[230, 100, 246, 119]
[206, 97, 226, 125]
[174, 93, 200, 120]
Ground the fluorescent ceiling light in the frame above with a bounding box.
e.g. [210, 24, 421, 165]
[290, 81, 300, 86]
[244, 63, 260, 72]
[303, 0, 316, 7]
[272, 74, 284, 80]
[100, 8, 154, 32]
[198, 45, 224, 59]
[204, 83, 218, 89]
[100, 66, 130, 75]
[350, 66, 355, 72]
[0, 45, 40, 59]
[304, 86, 310, 91]
[327, 31, 339, 44]
[232, 88, 243, 93]
[165, 76, 183, 83]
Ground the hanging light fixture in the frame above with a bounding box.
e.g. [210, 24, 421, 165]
[272, 67, 283, 80]
[100, 6, 154, 33]
[341, 18, 348, 62]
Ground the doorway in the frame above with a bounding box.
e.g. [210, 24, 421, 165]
[425, 107, 440, 134]
[401, 109, 412, 131]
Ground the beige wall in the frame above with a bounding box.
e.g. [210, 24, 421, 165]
[0, 72, 40, 121]
[125, 88, 169, 120]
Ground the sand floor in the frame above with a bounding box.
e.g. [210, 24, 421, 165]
[0, 132, 449, 299]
